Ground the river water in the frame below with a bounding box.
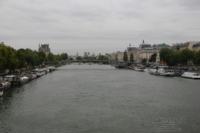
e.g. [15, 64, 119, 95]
[0, 64, 200, 133]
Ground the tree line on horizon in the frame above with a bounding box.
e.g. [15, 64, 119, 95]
[160, 48, 200, 66]
[0, 42, 68, 72]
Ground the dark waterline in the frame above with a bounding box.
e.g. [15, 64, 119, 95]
[0, 64, 200, 133]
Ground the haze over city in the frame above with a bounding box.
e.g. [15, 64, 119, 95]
[0, 0, 200, 54]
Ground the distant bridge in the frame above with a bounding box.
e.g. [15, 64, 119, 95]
[69, 60, 110, 64]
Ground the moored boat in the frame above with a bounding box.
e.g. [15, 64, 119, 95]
[3, 75, 21, 86]
[31, 73, 37, 80]
[134, 67, 145, 72]
[157, 68, 176, 77]
[33, 69, 46, 77]
[181, 72, 200, 79]
[128, 65, 145, 72]
[0, 81, 11, 96]
[20, 76, 29, 84]
[114, 62, 127, 69]
[148, 69, 159, 75]
[0, 84, 4, 96]
[48, 66, 56, 72]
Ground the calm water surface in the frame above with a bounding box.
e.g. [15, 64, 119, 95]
[0, 64, 200, 133]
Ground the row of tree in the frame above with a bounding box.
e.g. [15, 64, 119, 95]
[122, 51, 134, 62]
[0, 42, 68, 72]
[160, 48, 200, 66]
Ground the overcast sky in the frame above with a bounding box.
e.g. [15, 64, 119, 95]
[0, 0, 200, 54]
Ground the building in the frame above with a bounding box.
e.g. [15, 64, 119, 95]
[110, 41, 165, 63]
[173, 41, 200, 51]
[139, 40, 152, 49]
[127, 41, 159, 63]
[110, 51, 124, 62]
[39, 44, 51, 55]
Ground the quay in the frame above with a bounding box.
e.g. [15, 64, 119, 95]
[0, 66, 56, 97]
[114, 62, 200, 79]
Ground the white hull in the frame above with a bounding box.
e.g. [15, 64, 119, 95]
[134, 68, 145, 72]
[31, 74, 37, 80]
[36, 72, 46, 77]
[20, 76, 29, 84]
[149, 68, 175, 76]
[181, 72, 200, 79]
[0, 90, 3, 96]
[149, 69, 159, 75]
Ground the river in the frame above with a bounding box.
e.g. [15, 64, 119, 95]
[0, 64, 200, 133]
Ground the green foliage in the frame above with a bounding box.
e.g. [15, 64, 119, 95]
[123, 51, 128, 62]
[76, 56, 83, 61]
[97, 54, 109, 61]
[60, 53, 68, 60]
[0, 43, 68, 71]
[141, 59, 147, 65]
[160, 48, 200, 66]
[194, 51, 200, 65]
[0, 42, 18, 70]
[149, 53, 157, 62]
[179, 49, 194, 65]
[130, 53, 134, 62]
[115, 54, 118, 62]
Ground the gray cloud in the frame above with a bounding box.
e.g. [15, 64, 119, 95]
[0, 0, 200, 54]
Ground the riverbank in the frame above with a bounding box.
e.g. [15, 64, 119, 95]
[114, 62, 200, 79]
[0, 66, 57, 97]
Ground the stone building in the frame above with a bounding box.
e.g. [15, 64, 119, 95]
[39, 44, 51, 55]
[110, 51, 124, 62]
[173, 41, 200, 51]
[110, 41, 165, 63]
[126, 41, 159, 63]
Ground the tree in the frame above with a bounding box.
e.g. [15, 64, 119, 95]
[141, 59, 147, 65]
[38, 52, 46, 64]
[160, 48, 176, 66]
[179, 49, 194, 65]
[130, 53, 134, 62]
[97, 54, 108, 61]
[193, 51, 200, 65]
[0, 42, 67, 71]
[76, 56, 82, 61]
[115, 54, 118, 62]
[60, 53, 68, 60]
[149, 53, 157, 62]
[123, 51, 128, 62]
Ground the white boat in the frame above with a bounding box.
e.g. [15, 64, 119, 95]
[48, 66, 56, 72]
[0, 90, 3, 96]
[181, 72, 200, 79]
[33, 69, 46, 77]
[134, 67, 145, 72]
[20, 76, 29, 84]
[31, 73, 37, 80]
[1, 81, 11, 90]
[0, 84, 4, 96]
[4, 75, 18, 82]
[149, 69, 159, 75]
[0, 81, 11, 96]
[158, 68, 175, 77]
[128, 65, 145, 72]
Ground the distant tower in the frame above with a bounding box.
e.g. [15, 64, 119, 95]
[142, 40, 145, 44]
[38, 44, 51, 55]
